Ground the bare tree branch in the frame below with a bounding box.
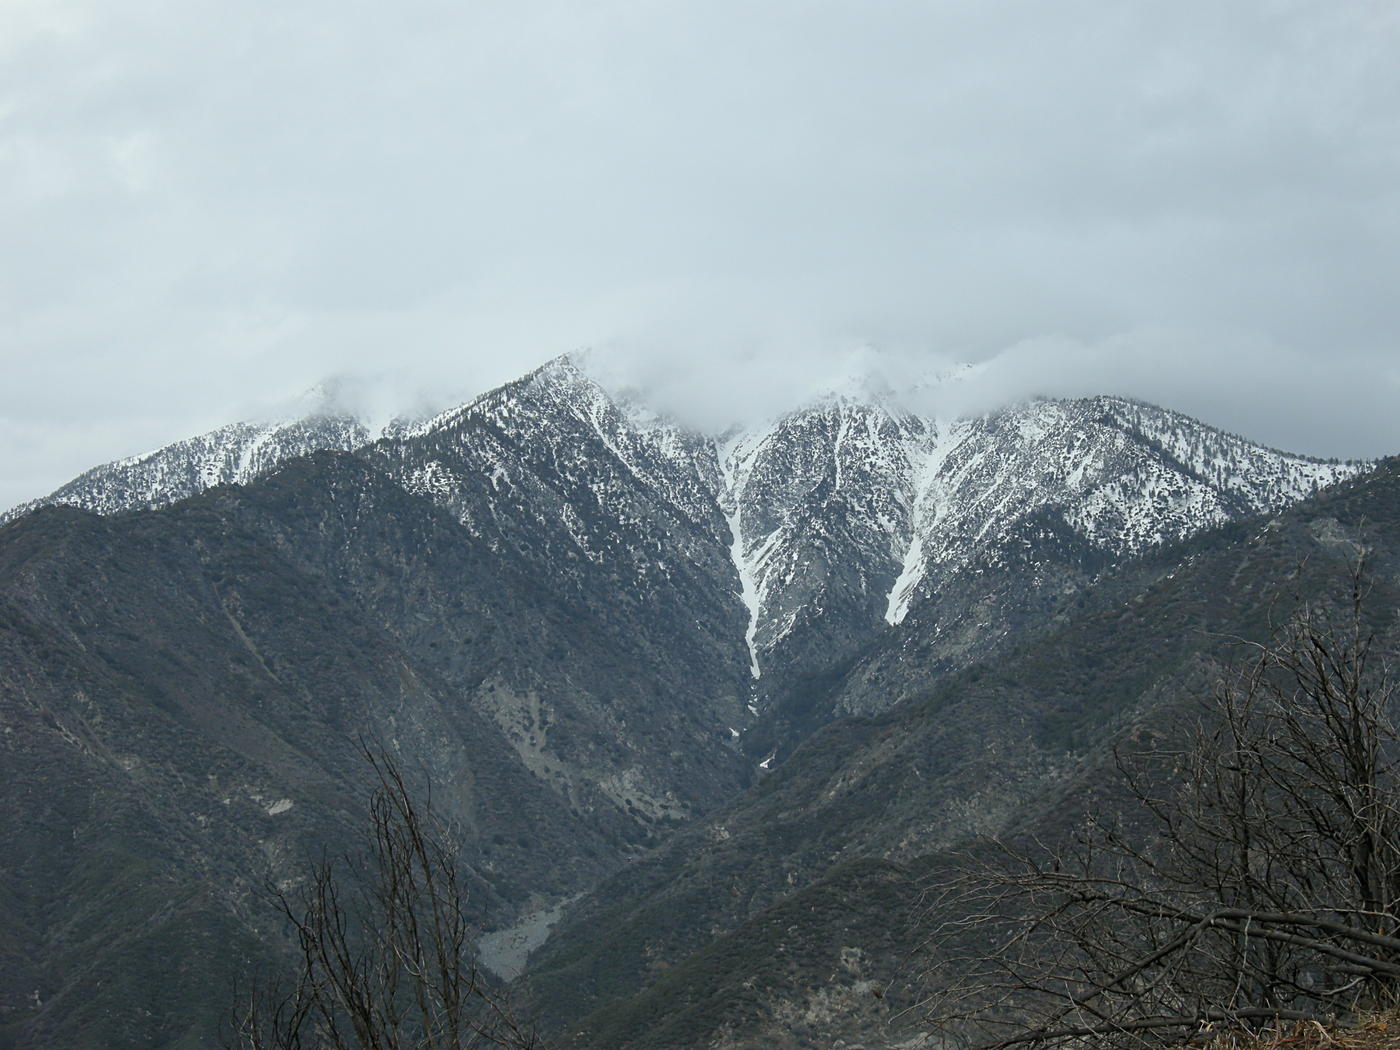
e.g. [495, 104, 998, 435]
[921, 559, 1400, 1050]
[229, 743, 543, 1050]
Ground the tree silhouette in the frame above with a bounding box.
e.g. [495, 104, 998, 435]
[923, 563, 1400, 1049]
[230, 746, 541, 1050]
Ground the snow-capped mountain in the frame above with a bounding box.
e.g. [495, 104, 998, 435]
[718, 398, 939, 686]
[0, 352, 1376, 1050]
[367, 359, 758, 788]
[712, 389, 1358, 712]
[886, 398, 1352, 626]
[6, 355, 1365, 719]
[0, 415, 380, 523]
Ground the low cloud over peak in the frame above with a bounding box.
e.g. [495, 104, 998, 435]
[2, 1, 1396, 508]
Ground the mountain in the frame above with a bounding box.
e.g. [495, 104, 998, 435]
[715, 391, 1358, 754]
[0, 412, 376, 527]
[0, 374, 455, 526]
[0, 451, 748, 1050]
[0, 353, 1371, 1049]
[526, 459, 1400, 1050]
[5, 355, 1361, 730]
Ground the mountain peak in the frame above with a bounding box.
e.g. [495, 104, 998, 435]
[3, 359, 1369, 704]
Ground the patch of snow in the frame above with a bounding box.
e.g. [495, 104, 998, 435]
[236, 422, 283, 482]
[715, 435, 770, 679]
[884, 419, 966, 625]
[726, 506, 763, 679]
[885, 533, 926, 626]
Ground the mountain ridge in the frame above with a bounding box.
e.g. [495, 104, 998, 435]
[528, 458, 1400, 1050]
[4, 354, 1366, 725]
[0, 354, 1378, 1048]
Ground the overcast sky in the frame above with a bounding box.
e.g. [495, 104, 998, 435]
[2, 0, 1398, 510]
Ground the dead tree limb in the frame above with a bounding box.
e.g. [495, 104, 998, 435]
[921, 560, 1400, 1050]
[229, 744, 542, 1050]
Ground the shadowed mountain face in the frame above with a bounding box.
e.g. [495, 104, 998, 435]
[0, 455, 749, 1050]
[527, 461, 1400, 1050]
[0, 357, 1374, 1049]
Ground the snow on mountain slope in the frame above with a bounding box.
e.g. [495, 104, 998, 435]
[0, 415, 375, 524]
[716, 398, 937, 683]
[707, 392, 1360, 698]
[364, 357, 756, 813]
[376, 358, 731, 586]
[883, 397, 1360, 626]
[5, 354, 1368, 723]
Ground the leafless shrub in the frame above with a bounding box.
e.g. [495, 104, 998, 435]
[229, 746, 542, 1050]
[922, 562, 1400, 1050]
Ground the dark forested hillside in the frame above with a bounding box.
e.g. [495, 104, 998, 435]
[0, 451, 750, 1050]
[525, 459, 1400, 1050]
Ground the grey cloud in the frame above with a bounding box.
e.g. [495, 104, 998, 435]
[584, 331, 1400, 464]
[2, 0, 1398, 510]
